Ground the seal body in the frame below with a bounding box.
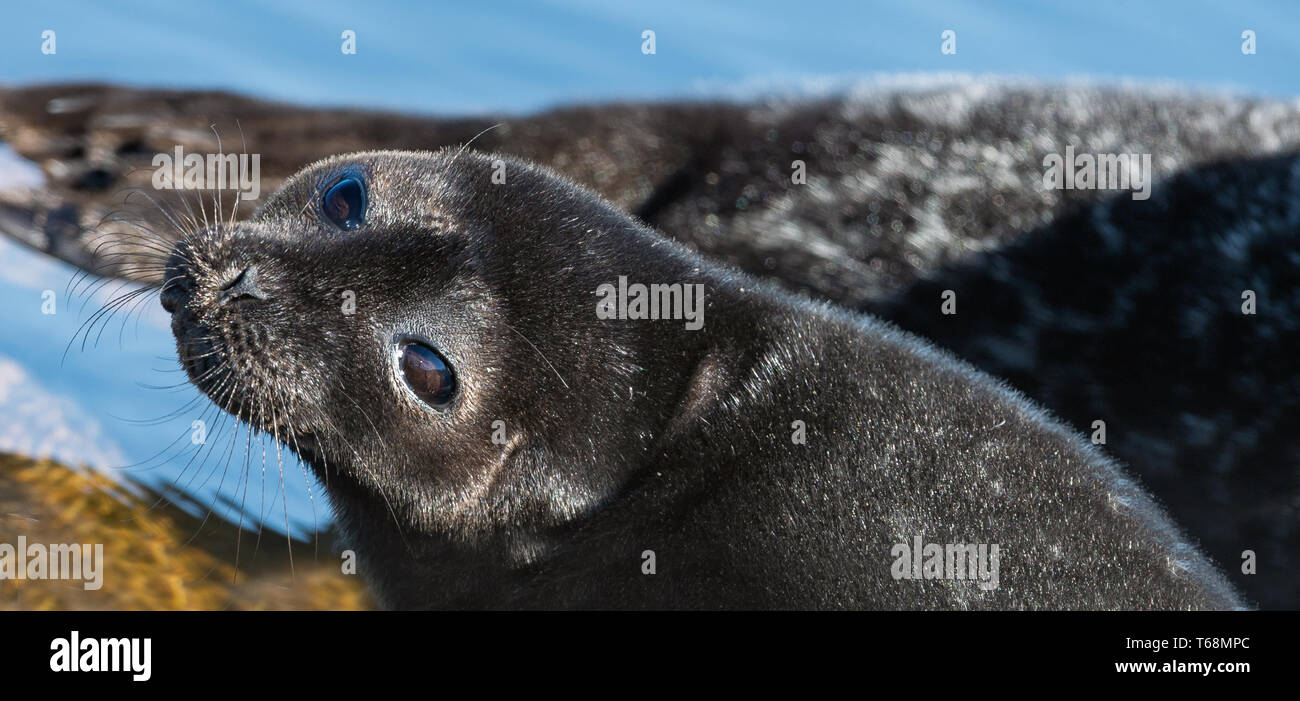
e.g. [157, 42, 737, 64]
[160, 149, 1242, 609]
[6, 82, 1292, 606]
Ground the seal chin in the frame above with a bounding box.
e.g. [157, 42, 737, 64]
[168, 310, 255, 412]
[172, 326, 322, 438]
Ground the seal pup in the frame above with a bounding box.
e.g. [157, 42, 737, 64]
[5, 83, 1296, 607]
[158, 149, 1243, 609]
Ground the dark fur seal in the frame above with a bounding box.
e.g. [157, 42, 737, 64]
[155, 148, 1242, 609]
[4, 82, 1295, 606]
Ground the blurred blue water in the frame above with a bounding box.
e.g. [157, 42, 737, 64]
[1, 0, 1296, 115]
[0, 231, 327, 538]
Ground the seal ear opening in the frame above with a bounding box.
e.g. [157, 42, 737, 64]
[395, 338, 457, 409]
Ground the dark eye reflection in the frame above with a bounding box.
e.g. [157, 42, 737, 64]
[397, 340, 456, 409]
[323, 176, 366, 230]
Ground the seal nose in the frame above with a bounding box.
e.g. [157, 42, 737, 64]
[217, 264, 270, 307]
[160, 244, 195, 315]
[159, 277, 190, 314]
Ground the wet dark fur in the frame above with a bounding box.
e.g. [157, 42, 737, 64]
[2, 82, 1294, 606]
[5, 83, 1294, 608]
[158, 149, 1242, 609]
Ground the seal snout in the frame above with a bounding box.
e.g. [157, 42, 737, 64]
[155, 228, 283, 410]
[159, 245, 194, 315]
[159, 277, 188, 314]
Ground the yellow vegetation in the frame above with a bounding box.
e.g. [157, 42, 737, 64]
[0, 454, 371, 610]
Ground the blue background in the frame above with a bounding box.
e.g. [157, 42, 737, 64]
[2, 0, 1297, 115]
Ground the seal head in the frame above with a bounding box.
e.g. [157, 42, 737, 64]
[161, 150, 724, 594]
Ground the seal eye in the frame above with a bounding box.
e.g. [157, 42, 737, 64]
[397, 341, 456, 409]
[322, 177, 366, 230]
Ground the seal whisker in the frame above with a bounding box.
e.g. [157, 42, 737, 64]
[177, 406, 253, 552]
[231, 415, 258, 584]
[262, 395, 297, 580]
[449, 122, 504, 170]
[503, 322, 570, 391]
[226, 120, 251, 231]
[121, 187, 203, 246]
[123, 382, 243, 523]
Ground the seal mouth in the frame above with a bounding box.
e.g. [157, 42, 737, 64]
[170, 307, 222, 390]
[173, 334, 255, 422]
[166, 299, 300, 434]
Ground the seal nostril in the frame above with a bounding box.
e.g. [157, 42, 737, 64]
[217, 264, 270, 306]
